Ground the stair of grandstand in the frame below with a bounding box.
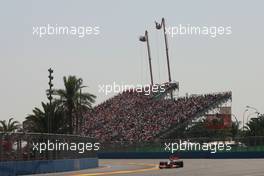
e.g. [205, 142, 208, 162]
[152, 82, 179, 100]
[157, 92, 232, 139]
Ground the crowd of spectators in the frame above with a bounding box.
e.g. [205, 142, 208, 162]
[82, 88, 231, 142]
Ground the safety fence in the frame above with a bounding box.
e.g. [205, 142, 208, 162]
[0, 132, 97, 161]
[1, 133, 264, 161]
[99, 136, 264, 153]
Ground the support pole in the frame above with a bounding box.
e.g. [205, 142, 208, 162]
[145, 31, 154, 85]
[162, 18, 172, 83]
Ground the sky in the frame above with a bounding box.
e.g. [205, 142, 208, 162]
[0, 0, 263, 123]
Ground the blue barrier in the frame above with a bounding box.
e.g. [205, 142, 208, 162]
[98, 151, 264, 159]
[0, 158, 98, 176]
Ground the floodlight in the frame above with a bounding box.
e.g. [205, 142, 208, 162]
[155, 21, 162, 29]
[139, 36, 146, 42]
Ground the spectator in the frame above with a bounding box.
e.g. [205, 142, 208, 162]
[82, 88, 231, 142]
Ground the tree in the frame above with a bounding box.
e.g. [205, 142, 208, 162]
[0, 118, 21, 132]
[245, 114, 264, 136]
[54, 76, 96, 134]
[25, 102, 66, 133]
[230, 121, 241, 138]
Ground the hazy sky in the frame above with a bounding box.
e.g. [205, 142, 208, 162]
[0, 0, 263, 123]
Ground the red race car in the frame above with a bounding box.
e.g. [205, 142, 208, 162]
[159, 155, 184, 169]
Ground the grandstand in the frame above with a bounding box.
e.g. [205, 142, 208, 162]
[82, 84, 232, 142]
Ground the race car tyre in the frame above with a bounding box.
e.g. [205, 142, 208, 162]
[179, 161, 184, 168]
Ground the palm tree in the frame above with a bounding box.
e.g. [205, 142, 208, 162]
[245, 114, 264, 136]
[54, 76, 96, 134]
[0, 118, 21, 132]
[230, 121, 241, 138]
[25, 102, 66, 133]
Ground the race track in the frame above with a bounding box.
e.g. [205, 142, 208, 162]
[30, 159, 264, 176]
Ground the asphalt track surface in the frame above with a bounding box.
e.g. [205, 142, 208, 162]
[30, 159, 264, 176]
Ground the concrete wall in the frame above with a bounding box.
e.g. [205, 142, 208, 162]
[0, 158, 98, 176]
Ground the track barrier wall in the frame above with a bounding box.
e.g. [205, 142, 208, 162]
[98, 151, 264, 159]
[0, 157, 98, 176]
[1, 133, 264, 175]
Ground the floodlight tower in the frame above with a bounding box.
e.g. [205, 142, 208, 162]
[47, 68, 54, 133]
[155, 18, 176, 99]
[139, 30, 154, 85]
[77, 84, 87, 134]
[155, 18, 172, 83]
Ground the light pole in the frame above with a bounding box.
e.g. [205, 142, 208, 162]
[139, 30, 154, 85]
[242, 109, 248, 132]
[77, 85, 87, 134]
[155, 17, 172, 83]
[246, 105, 260, 115]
